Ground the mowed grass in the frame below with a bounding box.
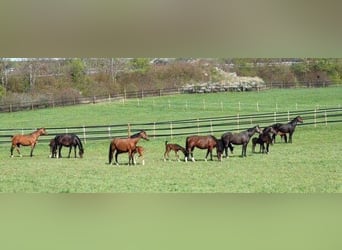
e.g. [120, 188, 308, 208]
[0, 87, 341, 192]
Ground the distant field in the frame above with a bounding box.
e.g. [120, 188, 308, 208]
[0, 87, 341, 192]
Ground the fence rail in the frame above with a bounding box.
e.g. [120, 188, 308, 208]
[1, 107, 341, 146]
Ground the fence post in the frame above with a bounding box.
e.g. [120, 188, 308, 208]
[314, 109, 317, 127]
[256, 102, 259, 112]
[197, 118, 200, 135]
[237, 114, 240, 131]
[83, 126, 86, 144]
[210, 120, 213, 135]
[170, 122, 173, 139]
[274, 112, 277, 123]
[325, 111, 328, 126]
[153, 122, 156, 139]
[287, 111, 290, 122]
[108, 127, 111, 139]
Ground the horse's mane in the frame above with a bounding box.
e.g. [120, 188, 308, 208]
[130, 130, 145, 138]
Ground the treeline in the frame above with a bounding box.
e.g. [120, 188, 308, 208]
[0, 58, 341, 105]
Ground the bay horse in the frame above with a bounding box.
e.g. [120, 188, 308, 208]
[10, 128, 47, 157]
[108, 130, 149, 165]
[185, 135, 223, 162]
[221, 125, 261, 157]
[252, 126, 277, 154]
[52, 134, 84, 158]
[271, 116, 303, 143]
[164, 141, 187, 161]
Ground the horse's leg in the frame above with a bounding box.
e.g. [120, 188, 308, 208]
[266, 143, 269, 154]
[114, 151, 119, 166]
[284, 134, 288, 143]
[74, 145, 77, 158]
[205, 149, 210, 162]
[10, 144, 15, 157]
[30, 143, 36, 157]
[289, 132, 293, 143]
[68, 147, 72, 158]
[242, 144, 247, 157]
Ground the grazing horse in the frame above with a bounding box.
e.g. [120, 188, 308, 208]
[108, 130, 149, 165]
[221, 125, 261, 157]
[163, 141, 187, 161]
[185, 135, 223, 162]
[252, 126, 277, 154]
[52, 134, 84, 158]
[10, 128, 47, 157]
[272, 116, 303, 143]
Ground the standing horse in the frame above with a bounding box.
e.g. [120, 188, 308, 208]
[221, 125, 261, 157]
[10, 128, 47, 157]
[52, 134, 84, 158]
[108, 130, 149, 165]
[185, 135, 223, 162]
[271, 116, 303, 143]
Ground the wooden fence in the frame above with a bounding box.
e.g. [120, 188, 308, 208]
[1, 107, 341, 145]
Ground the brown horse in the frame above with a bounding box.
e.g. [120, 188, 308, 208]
[114, 145, 145, 165]
[10, 128, 48, 157]
[108, 130, 149, 165]
[185, 135, 223, 162]
[163, 141, 187, 162]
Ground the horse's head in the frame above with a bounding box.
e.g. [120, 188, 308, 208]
[140, 130, 149, 141]
[38, 128, 48, 135]
[296, 116, 304, 123]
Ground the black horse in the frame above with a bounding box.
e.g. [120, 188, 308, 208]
[252, 126, 277, 154]
[51, 134, 84, 158]
[271, 116, 303, 143]
[221, 125, 262, 157]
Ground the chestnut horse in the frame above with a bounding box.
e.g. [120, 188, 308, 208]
[10, 128, 47, 157]
[108, 130, 149, 165]
[114, 145, 145, 165]
[185, 135, 223, 162]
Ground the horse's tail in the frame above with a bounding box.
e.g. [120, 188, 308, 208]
[108, 141, 114, 164]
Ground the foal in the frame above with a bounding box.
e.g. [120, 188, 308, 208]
[163, 141, 187, 161]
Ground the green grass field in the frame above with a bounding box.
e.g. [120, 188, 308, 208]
[0, 87, 341, 192]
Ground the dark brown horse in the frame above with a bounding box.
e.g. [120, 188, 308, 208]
[108, 130, 149, 165]
[51, 134, 84, 158]
[185, 135, 223, 162]
[272, 116, 303, 143]
[221, 125, 261, 157]
[10, 128, 47, 157]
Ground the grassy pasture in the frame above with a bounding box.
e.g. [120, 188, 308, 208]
[0, 87, 341, 192]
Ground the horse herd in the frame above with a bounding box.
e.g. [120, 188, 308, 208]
[9, 116, 304, 165]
